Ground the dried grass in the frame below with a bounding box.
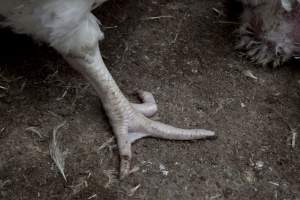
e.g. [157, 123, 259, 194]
[25, 127, 43, 138]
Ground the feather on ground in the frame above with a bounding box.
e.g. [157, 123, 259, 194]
[49, 121, 67, 181]
[0, 0, 215, 179]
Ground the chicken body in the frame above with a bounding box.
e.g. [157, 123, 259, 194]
[0, 0, 106, 54]
[237, 0, 300, 66]
[0, 0, 215, 178]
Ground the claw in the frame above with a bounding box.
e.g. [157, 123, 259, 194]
[120, 156, 131, 180]
[65, 44, 215, 180]
[141, 117, 215, 140]
[131, 90, 158, 117]
[117, 105, 215, 179]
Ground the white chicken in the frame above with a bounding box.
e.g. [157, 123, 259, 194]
[237, 0, 300, 66]
[0, 0, 215, 178]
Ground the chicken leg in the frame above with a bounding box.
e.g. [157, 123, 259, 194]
[0, 0, 215, 179]
[65, 45, 215, 178]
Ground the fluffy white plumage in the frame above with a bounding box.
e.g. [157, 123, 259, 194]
[0, 0, 106, 54]
[0, 0, 215, 179]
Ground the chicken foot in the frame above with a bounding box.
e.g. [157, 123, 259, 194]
[65, 45, 215, 179]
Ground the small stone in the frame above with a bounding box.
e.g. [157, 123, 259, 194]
[255, 161, 264, 170]
[159, 164, 169, 176]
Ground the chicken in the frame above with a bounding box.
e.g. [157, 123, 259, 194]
[0, 0, 215, 179]
[236, 0, 300, 66]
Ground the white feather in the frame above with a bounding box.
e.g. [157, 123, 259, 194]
[0, 0, 106, 54]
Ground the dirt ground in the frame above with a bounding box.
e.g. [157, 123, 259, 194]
[0, 0, 299, 199]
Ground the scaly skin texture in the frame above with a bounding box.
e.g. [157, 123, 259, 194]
[65, 46, 215, 179]
[237, 0, 300, 66]
[0, 0, 216, 179]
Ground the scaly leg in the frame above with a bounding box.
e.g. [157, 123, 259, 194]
[0, 0, 215, 179]
[64, 45, 215, 179]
